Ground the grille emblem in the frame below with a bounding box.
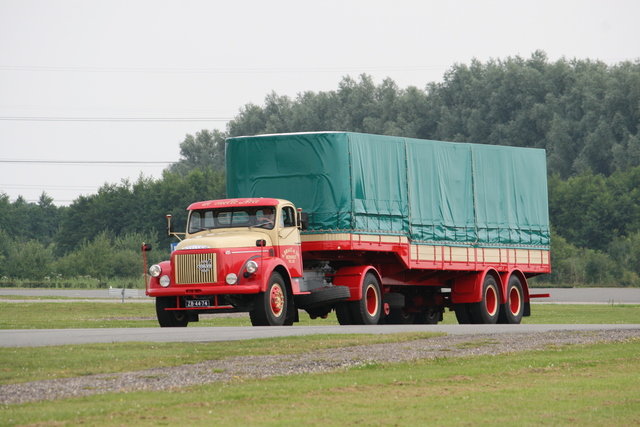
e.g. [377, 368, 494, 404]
[197, 259, 213, 273]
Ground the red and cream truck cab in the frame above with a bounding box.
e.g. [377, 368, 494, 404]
[146, 197, 351, 327]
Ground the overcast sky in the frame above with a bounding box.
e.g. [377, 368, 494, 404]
[1, 0, 639, 205]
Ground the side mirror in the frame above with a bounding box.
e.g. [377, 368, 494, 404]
[142, 243, 152, 252]
[256, 239, 267, 247]
[299, 211, 309, 231]
[166, 214, 174, 236]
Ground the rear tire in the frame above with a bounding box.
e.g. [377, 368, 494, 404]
[454, 303, 474, 324]
[470, 274, 500, 324]
[498, 276, 524, 324]
[422, 306, 441, 324]
[386, 308, 416, 324]
[335, 302, 355, 325]
[250, 272, 288, 326]
[156, 296, 189, 327]
[350, 273, 382, 325]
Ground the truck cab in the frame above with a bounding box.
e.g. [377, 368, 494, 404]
[146, 198, 349, 327]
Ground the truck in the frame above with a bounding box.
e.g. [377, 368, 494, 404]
[145, 131, 550, 327]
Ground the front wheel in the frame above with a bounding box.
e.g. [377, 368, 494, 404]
[250, 272, 288, 326]
[156, 296, 189, 327]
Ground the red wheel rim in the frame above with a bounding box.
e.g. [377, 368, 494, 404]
[365, 284, 379, 316]
[485, 285, 498, 316]
[509, 286, 521, 316]
[270, 284, 284, 317]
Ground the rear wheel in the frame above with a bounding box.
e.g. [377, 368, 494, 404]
[335, 302, 355, 325]
[470, 274, 500, 324]
[250, 272, 288, 326]
[156, 296, 189, 327]
[386, 308, 416, 324]
[498, 276, 524, 324]
[454, 303, 474, 324]
[422, 306, 441, 324]
[350, 273, 382, 325]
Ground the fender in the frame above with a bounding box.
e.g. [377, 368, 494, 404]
[499, 269, 530, 304]
[333, 265, 381, 301]
[146, 260, 172, 295]
[250, 257, 294, 293]
[451, 267, 502, 305]
[499, 268, 532, 316]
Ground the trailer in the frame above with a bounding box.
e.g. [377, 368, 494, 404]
[146, 132, 550, 326]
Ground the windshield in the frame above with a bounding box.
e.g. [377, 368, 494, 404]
[188, 206, 277, 233]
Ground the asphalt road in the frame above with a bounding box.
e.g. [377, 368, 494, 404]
[1, 287, 639, 347]
[1, 287, 640, 303]
[3, 324, 640, 348]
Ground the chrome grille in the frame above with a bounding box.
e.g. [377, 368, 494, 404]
[174, 253, 217, 285]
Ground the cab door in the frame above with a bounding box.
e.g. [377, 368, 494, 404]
[276, 204, 303, 277]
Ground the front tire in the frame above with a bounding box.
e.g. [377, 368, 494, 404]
[250, 272, 288, 326]
[156, 296, 189, 327]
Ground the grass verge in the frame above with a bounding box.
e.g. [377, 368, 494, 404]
[2, 338, 639, 426]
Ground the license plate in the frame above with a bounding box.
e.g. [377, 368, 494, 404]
[185, 300, 210, 308]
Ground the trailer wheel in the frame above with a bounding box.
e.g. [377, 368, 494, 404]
[386, 308, 416, 324]
[250, 272, 288, 326]
[156, 296, 189, 327]
[470, 274, 500, 324]
[421, 306, 441, 325]
[498, 276, 524, 324]
[350, 273, 382, 325]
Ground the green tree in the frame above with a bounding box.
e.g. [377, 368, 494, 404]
[168, 129, 226, 175]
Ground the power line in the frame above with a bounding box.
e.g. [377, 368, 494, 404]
[0, 159, 172, 165]
[0, 117, 232, 122]
[0, 64, 452, 74]
[1, 184, 97, 190]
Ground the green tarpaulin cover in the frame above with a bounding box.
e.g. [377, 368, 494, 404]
[226, 132, 549, 249]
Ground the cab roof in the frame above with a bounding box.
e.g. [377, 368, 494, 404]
[187, 198, 281, 211]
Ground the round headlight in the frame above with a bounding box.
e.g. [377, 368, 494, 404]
[246, 260, 258, 274]
[226, 273, 238, 285]
[159, 275, 171, 287]
[149, 264, 162, 278]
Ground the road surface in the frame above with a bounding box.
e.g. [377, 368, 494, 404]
[1, 287, 639, 347]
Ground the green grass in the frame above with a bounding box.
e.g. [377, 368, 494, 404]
[1, 301, 639, 329]
[2, 338, 639, 426]
[0, 333, 442, 385]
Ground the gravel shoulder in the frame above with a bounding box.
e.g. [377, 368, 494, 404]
[2, 329, 639, 405]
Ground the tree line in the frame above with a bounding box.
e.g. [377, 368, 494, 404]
[1, 51, 639, 286]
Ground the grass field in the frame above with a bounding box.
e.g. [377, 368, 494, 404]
[1, 301, 639, 426]
[2, 337, 639, 426]
[0, 300, 639, 329]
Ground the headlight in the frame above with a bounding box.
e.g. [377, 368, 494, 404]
[226, 273, 238, 285]
[246, 260, 258, 274]
[149, 264, 162, 278]
[159, 275, 171, 287]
